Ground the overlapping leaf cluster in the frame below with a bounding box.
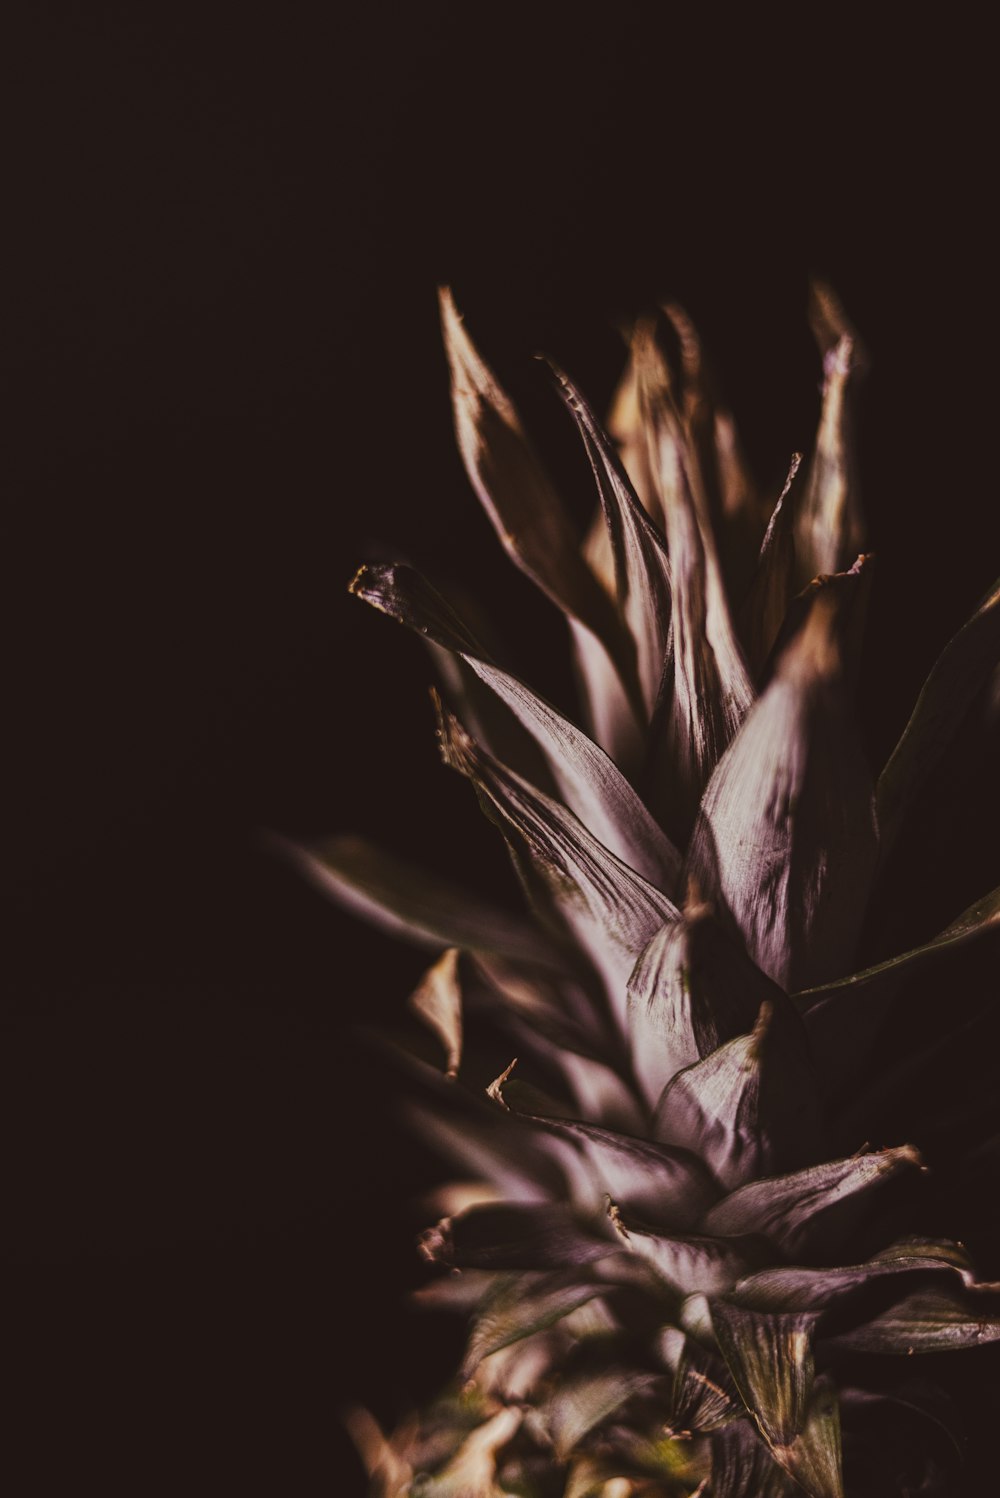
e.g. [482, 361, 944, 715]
[302, 289, 1000, 1496]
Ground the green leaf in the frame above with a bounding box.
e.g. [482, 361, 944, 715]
[351, 562, 680, 892]
[438, 706, 678, 1030]
[686, 562, 879, 991]
[877, 576, 1000, 850]
[701, 1147, 924, 1258]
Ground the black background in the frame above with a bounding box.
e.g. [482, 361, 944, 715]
[6, 7, 998, 1492]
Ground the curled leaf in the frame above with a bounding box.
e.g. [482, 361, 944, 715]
[438, 705, 678, 1029]
[420, 1203, 617, 1272]
[352, 562, 680, 891]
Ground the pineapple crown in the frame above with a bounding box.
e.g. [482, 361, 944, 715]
[289, 286, 999, 1496]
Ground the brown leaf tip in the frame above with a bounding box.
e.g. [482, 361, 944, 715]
[434, 693, 479, 777]
[606, 1198, 631, 1241]
[486, 1057, 518, 1109]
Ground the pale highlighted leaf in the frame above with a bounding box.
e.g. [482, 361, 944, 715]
[413, 1405, 521, 1498]
[489, 1065, 717, 1230]
[409, 948, 463, 1077]
[686, 562, 879, 990]
[609, 1207, 754, 1297]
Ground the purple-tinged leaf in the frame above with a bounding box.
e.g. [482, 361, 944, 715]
[547, 361, 673, 719]
[726, 1239, 981, 1314]
[652, 997, 821, 1190]
[877, 576, 1000, 851]
[609, 1208, 755, 1297]
[271, 832, 558, 967]
[701, 1147, 924, 1259]
[419, 1203, 618, 1272]
[827, 1285, 1000, 1355]
[489, 1065, 717, 1230]
[409, 948, 463, 1077]
[686, 564, 879, 990]
[437, 706, 678, 1029]
[351, 562, 680, 891]
[626, 900, 783, 1108]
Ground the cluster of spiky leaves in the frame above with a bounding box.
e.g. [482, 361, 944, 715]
[297, 289, 1000, 1496]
